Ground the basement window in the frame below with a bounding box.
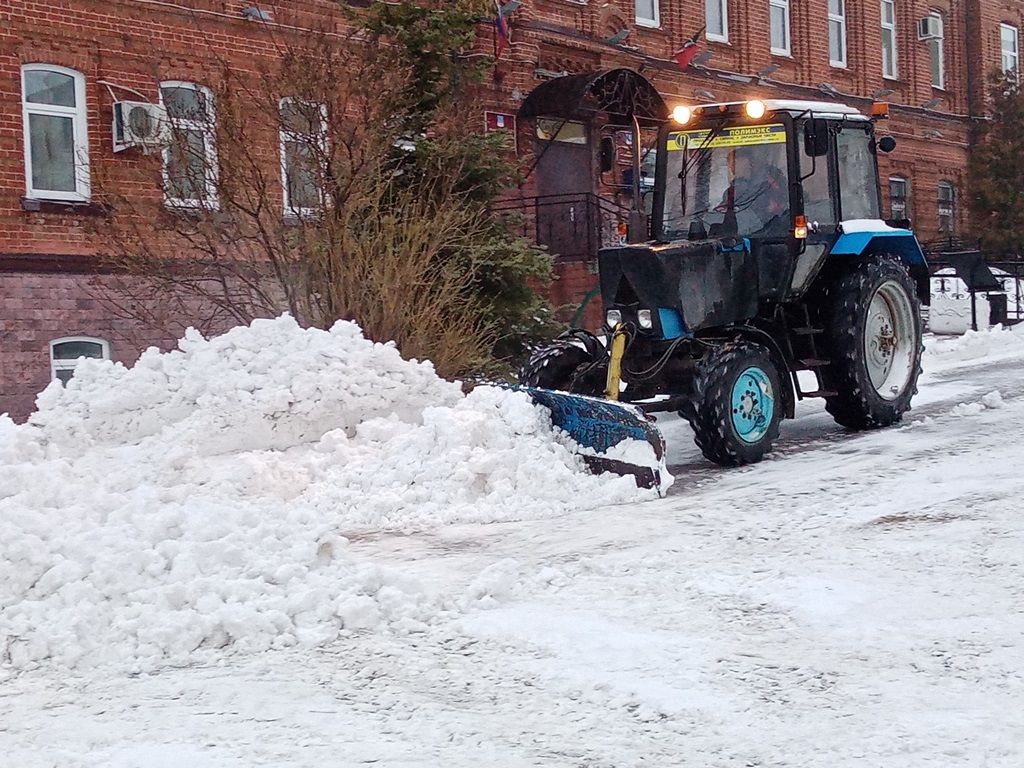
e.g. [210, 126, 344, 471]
[50, 337, 110, 385]
[21, 64, 91, 201]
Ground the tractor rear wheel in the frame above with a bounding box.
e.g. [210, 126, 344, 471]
[690, 340, 783, 466]
[519, 338, 607, 396]
[822, 255, 923, 429]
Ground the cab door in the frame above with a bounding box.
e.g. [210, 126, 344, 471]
[789, 120, 839, 296]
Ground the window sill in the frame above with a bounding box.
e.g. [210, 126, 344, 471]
[21, 197, 108, 216]
[635, 19, 661, 30]
[164, 200, 221, 214]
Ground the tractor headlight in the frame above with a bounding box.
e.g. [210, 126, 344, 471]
[637, 309, 653, 329]
[745, 99, 767, 119]
[606, 309, 623, 327]
[672, 105, 692, 125]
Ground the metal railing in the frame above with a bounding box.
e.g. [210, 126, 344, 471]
[923, 239, 1024, 323]
[490, 192, 633, 262]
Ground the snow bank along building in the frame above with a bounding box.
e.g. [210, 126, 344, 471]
[1, 0, 1018, 420]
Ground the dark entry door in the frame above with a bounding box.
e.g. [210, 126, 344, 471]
[534, 119, 595, 259]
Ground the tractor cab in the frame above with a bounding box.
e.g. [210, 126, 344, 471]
[656, 99, 887, 247]
[597, 99, 927, 341]
[521, 90, 928, 477]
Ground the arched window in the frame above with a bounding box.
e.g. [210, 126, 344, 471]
[21, 64, 90, 201]
[50, 337, 110, 385]
[159, 81, 218, 209]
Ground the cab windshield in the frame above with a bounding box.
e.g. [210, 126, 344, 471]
[664, 123, 791, 240]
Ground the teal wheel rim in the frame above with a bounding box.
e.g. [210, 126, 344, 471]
[730, 366, 775, 444]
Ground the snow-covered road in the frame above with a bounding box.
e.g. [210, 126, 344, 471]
[3, 331, 1023, 767]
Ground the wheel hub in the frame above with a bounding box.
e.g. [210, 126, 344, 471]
[731, 367, 774, 444]
[865, 279, 916, 399]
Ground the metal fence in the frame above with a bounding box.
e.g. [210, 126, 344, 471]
[490, 192, 632, 262]
[923, 239, 1024, 324]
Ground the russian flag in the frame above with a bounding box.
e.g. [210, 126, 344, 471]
[495, 0, 510, 59]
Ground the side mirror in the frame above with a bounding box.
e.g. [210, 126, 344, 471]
[599, 136, 615, 173]
[878, 135, 897, 153]
[804, 118, 829, 157]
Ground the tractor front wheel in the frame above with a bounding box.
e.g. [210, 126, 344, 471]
[690, 340, 783, 466]
[822, 255, 923, 429]
[519, 337, 607, 396]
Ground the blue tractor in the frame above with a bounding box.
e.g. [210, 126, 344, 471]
[521, 97, 928, 470]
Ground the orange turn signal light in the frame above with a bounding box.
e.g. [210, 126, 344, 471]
[871, 101, 890, 119]
[794, 214, 808, 239]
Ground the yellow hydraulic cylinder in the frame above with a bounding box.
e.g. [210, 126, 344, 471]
[604, 324, 627, 401]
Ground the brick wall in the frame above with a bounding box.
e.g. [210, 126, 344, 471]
[0, 0, 1017, 418]
[0, 268, 242, 422]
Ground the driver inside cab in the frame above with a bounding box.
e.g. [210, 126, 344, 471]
[717, 147, 789, 235]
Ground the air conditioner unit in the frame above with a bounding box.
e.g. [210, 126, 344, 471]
[112, 101, 171, 152]
[917, 16, 943, 41]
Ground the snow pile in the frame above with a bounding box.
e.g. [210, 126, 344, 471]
[0, 316, 656, 672]
[950, 389, 1004, 417]
[923, 323, 1024, 369]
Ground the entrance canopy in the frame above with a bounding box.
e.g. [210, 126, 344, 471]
[517, 68, 669, 126]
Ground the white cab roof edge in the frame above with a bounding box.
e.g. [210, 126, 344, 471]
[693, 99, 868, 120]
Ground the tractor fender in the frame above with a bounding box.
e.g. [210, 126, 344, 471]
[721, 325, 797, 419]
[827, 220, 930, 303]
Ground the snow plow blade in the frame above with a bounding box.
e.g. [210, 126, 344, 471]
[520, 386, 668, 491]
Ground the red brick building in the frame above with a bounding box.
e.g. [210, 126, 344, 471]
[1, 0, 1020, 420]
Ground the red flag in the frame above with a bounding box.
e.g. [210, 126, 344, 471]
[674, 26, 706, 69]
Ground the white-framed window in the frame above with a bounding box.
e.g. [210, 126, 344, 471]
[706, 0, 729, 42]
[1001, 23, 1019, 73]
[635, 0, 659, 28]
[21, 64, 90, 201]
[50, 337, 110, 385]
[770, 0, 791, 55]
[928, 12, 945, 89]
[280, 98, 327, 218]
[938, 180, 955, 235]
[881, 0, 898, 79]
[160, 81, 218, 209]
[829, 0, 847, 67]
[889, 176, 909, 219]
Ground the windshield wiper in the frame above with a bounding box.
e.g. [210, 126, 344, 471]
[679, 122, 726, 217]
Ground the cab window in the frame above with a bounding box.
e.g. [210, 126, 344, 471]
[798, 123, 836, 227]
[836, 125, 880, 220]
